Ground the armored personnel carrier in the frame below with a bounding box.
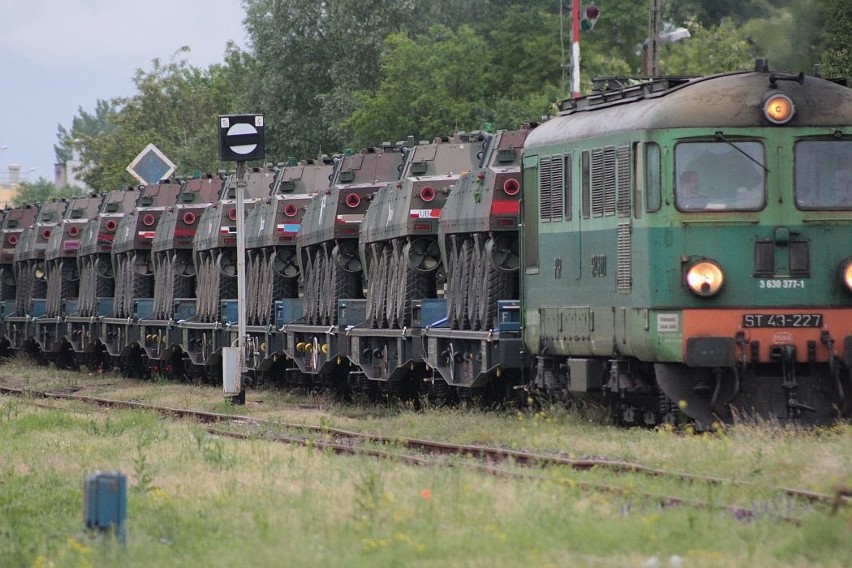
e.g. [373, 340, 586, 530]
[348, 132, 485, 390]
[285, 144, 408, 388]
[425, 126, 533, 396]
[243, 158, 334, 374]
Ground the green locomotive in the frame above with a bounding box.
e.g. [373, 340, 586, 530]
[521, 61, 852, 426]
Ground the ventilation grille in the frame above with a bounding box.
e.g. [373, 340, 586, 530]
[539, 157, 564, 222]
[617, 223, 632, 291]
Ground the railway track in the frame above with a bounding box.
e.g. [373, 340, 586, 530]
[3, 384, 849, 524]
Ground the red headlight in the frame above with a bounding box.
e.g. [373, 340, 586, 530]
[420, 186, 435, 202]
[142, 213, 156, 226]
[68, 225, 80, 237]
[105, 220, 117, 232]
[183, 212, 196, 225]
[228, 208, 237, 221]
[284, 204, 298, 217]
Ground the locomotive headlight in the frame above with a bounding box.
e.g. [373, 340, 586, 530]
[763, 93, 795, 124]
[685, 260, 724, 297]
[842, 258, 852, 292]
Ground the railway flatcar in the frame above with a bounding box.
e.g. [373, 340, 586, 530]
[347, 133, 484, 397]
[243, 157, 333, 375]
[521, 61, 852, 426]
[285, 143, 409, 390]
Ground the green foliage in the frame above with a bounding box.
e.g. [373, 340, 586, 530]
[12, 178, 87, 207]
[345, 26, 497, 146]
[71, 48, 238, 192]
[659, 18, 760, 75]
[54, 99, 117, 164]
[54, 0, 847, 174]
[820, 0, 852, 77]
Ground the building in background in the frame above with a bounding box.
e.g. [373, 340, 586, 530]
[55, 148, 86, 190]
[0, 164, 23, 208]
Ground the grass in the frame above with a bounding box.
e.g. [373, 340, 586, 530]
[0, 365, 850, 567]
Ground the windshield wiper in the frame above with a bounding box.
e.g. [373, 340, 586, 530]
[714, 131, 769, 173]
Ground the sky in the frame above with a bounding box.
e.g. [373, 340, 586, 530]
[0, 0, 248, 185]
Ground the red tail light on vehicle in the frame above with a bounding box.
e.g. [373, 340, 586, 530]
[503, 178, 520, 196]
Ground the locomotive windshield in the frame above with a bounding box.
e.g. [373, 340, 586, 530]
[674, 141, 765, 211]
[794, 140, 852, 210]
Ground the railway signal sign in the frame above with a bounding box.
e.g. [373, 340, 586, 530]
[126, 143, 176, 185]
[581, 2, 600, 31]
[218, 114, 265, 162]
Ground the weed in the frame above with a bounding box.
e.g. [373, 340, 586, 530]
[131, 423, 165, 493]
[191, 425, 234, 467]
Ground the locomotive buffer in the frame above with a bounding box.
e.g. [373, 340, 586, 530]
[217, 114, 265, 403]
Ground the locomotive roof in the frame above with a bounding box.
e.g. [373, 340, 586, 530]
[525, 70, 852, 150]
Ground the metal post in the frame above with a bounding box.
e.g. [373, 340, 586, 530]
[644, 0, 662, 76]
[571, 0, 581, 99]
[234, 160, 247, 403]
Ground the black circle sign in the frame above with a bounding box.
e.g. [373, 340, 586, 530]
[218, 114, 265, 162]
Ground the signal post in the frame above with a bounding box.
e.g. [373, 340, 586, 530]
[217, 114, 265, 403]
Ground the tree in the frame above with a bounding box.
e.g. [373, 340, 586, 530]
[820, 0, 852, 77]
[54, 99, 117, 165]
[345, 25, 498, 147]
[12, 178, 86, 206]
[64, 48, 238, 191]
[658, 18, 759, 75]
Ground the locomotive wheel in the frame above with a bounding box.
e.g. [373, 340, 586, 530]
[654, 364, 738, 429]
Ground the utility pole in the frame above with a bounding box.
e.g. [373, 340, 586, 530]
[644, 0, 662, 76]
[571, 0, 582, 99]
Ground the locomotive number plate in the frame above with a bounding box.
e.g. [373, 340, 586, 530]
[742, 314, 823, 328]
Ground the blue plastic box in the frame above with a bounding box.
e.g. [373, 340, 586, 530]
[84, 471, 127, 544]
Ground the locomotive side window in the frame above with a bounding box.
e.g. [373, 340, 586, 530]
[794, 140, 852, 209]
[674, 141, 765, 211]
[645, 142, 661, 212]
